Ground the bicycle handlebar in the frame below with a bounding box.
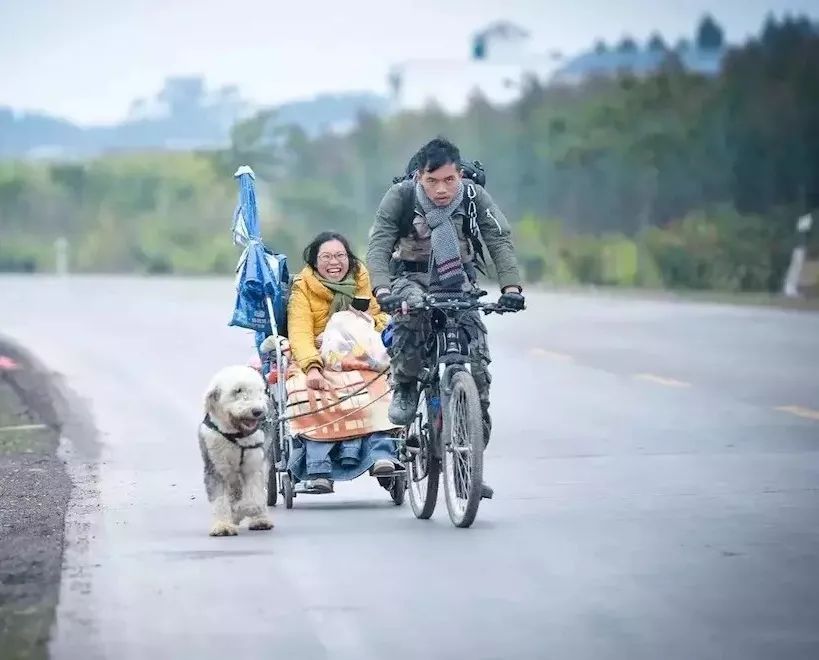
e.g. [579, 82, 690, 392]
[404, 292, 522, 315]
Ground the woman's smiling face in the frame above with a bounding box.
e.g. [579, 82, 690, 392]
[315, 239, 349, 282]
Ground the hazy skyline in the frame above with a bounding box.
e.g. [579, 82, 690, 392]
[1, 0, 816, 125]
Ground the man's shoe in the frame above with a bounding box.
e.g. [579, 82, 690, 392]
[453, 475, 492, 499]
[482, 412, 492, 448]
[388, 383, 420, 426]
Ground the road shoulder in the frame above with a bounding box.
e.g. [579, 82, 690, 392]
[0, 338, 72, 659]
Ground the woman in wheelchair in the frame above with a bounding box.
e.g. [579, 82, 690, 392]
[286, 231, 402, 493]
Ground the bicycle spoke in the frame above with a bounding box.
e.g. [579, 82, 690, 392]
[441, 372, 484, 527]
[407, 389, 439, 519]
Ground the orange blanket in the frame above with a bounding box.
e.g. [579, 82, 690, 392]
[284, 369, 399, 442]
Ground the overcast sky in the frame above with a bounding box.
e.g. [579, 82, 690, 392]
[1, 0, 816, 125]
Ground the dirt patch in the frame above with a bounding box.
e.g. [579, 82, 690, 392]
[0, 339, 72, 660]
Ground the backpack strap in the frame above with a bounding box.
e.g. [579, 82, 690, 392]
[463, 182, 487, 274]
[397, 180, 417, 238]
[464, 182, 479, 240]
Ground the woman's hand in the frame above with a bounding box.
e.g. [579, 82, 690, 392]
[314, 332, 324, 349]
[306, 367, 330, 391]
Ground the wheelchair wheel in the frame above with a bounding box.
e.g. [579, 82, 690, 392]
[406, 389, 440, 520]
[389, 473, 406, 506]
[266, 421, 279, 506]
[281, 473, 294, 509]
[267, 462, 278, 507]
[441, 370, 484, 528]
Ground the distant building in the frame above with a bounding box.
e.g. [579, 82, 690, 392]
[472, 22, 531, 60]
[551, 16, 729, 85]
[388, 21, 563, 114]
[388, 19, 729, 114]
[551, 42, 725, 85]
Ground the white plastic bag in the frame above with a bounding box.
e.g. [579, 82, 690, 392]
[320, 310, 390, 372]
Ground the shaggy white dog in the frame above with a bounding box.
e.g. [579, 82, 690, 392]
[198, 365, 273, 536]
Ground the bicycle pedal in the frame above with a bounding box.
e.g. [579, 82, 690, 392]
[370, 466, 406, 478]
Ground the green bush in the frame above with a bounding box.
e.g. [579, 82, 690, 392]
[0, 238, 51, 272]
[562, 235, 603, 284]
[515, 215, 575, 284]
[634, 244, 664, 288]
[599, 234, 638, 286]
[0, 148, 799, 292]
[642, 207, 789, 292]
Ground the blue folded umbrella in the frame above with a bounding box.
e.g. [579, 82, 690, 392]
[229, 166, 289, 335]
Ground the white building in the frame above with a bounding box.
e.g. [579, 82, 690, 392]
[388, 22, 563, 114]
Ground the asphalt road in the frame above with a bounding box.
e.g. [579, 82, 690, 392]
[1, 275, 818, 660]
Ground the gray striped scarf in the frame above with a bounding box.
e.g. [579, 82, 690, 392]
[415, 180, 465, 290]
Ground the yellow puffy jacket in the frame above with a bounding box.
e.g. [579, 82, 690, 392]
[287, 265, 390, 372]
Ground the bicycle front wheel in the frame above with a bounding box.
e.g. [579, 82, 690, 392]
[441, 370, 484, 528]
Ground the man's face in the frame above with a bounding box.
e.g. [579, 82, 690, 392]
[419, 162, 461, 207]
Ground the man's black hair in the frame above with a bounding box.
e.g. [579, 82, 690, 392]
[412, 137, 461, 174]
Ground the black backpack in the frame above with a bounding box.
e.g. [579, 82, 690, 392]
[391, 158, 488, 272]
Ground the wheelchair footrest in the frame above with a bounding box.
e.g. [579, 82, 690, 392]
[294, 483, 333, 495]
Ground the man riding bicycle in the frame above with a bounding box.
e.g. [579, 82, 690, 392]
[365, 137, 525, 499]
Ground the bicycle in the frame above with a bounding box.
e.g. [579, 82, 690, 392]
[398, 291, 520, 528]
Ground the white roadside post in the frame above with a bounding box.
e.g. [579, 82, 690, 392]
[782, 214, 813, 298]
[54, 237, 69, 277]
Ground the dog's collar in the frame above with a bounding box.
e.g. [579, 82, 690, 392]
[202, 413, 260, 441]
[203, 414, 264, 467]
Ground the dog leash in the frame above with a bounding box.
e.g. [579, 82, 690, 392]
[281, 367, 391, 422]
[294, 387, 396, 436]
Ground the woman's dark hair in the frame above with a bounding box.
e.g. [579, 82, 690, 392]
[302, 231, 361, 277]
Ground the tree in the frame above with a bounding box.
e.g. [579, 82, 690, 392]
[220, 110, 288, 181]
[617, 37, 639, 53]
[697, 15, 725, 50]
[720, 15, 819, 215]
[648, 33, 668, 52]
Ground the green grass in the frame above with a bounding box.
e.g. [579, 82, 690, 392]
[0, 604, 53, 660]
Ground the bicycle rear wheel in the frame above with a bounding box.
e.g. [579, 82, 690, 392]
[406, 389, 440, 519]
[441, 370, 484, 528]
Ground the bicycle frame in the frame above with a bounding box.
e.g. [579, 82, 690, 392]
[412, 294, 491, 460]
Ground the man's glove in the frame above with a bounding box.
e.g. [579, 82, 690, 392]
[376, 289, 404, 313]
[498, 289, 525, 311]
